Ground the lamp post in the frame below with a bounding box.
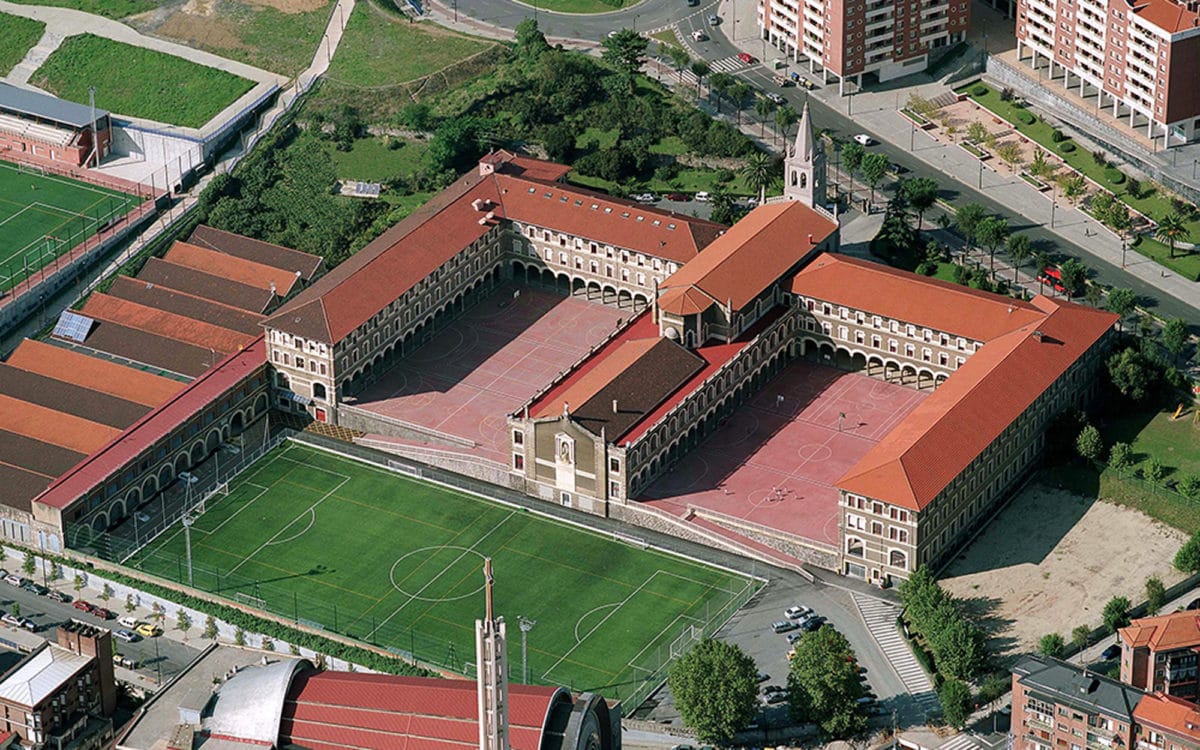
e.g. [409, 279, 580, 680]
[183, 516, 195, 588]
[978, 160, 983, 189]
[518, 616, 537, 684]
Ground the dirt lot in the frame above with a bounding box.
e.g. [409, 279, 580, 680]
[941, 481, 1187, 659]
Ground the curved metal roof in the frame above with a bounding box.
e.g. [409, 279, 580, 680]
[203, 658, 312, 744]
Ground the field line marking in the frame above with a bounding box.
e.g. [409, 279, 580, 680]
[188, 541, 383, 602]
[620, 611, 689, 677]
[265, 508, 315, 546]
[574, 602, 621, 643]
[541, 570, 661, 683]
[204, 481, 273, 536]
[496, 545, 699, 608]
[365, 511, 517, 641]
[226, 474, 349, 577]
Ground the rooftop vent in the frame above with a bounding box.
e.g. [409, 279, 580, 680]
[1033, 330, 1044, 340]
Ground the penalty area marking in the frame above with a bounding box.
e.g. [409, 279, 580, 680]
[265, 508, 315, 546]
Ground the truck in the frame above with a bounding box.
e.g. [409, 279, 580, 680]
[1037, 266, 1071, 295]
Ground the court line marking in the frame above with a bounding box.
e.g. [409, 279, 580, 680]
[541, 571, 659, 682]
[227, 474, 349, 577]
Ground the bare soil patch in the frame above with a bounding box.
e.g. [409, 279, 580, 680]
[158, 11, 246, 50]
[941, 482, 1187, 659]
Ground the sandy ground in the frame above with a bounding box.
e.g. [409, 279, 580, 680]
[941, 482, 1187, 658]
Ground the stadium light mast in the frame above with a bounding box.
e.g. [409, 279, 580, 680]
[518, 616, 536, 684]
[182, 515, 194, 587]
[88, 86, 99, 168]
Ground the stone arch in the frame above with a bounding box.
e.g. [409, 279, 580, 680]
[231, 411, 246, 436]
[633, 293, 649, 311]
[205, 429, 221, 454]
[541, 269, 555, 287]
[846, 536, 865, 558]
[572, 277, 586, 295]
[889, 549, 908, 569]
[617, 289, 632, 308]
[92, 512, 109, 533]
[158, 464, 174, 489]
[141, 476, 157, 501]
[556, 273, 570, 293]
[109, 499, 127, 523]
[173, 452, 190, 475]
[124, 486, 142, 509]
[587, 281, 601, 301]
[818, 342, 835, 361]
[189, 440, 206, 465]
[900, 364, 917, 386]
[253, 393, 268, 416]
[602, 284, 616, 304]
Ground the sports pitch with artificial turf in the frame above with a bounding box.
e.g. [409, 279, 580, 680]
[0, 161, 141, 292]
[129, 442, 758, 701]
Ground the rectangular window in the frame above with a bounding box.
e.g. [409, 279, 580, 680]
[513, 430, 524, 445]
[609, 457, 620, 473]
[610, 481, 621, 498]
[513, 454, 525, 470]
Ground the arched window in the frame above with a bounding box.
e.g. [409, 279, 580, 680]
[791, 170, 798, 186]
[889, 549, 908, 570]
[799, 173, 807, 188]
[312, 382, 327, 400]
[846, 537, 864, 558]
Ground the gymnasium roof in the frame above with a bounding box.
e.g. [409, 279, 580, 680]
[107, 276, 265, 336]
[165, 241, 298, 296]
[69, 320, 223, 379]
[81, 293, 256, 355]
[4, 339, 183, 407]
[138, 258, 275, 313]
[188, 225, 324, 281]
[0, 364, 149, 428]
[0, 82, 108, 128]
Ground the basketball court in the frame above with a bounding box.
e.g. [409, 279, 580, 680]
[640, 361, 928, 550]
[353, 283, 628, 464]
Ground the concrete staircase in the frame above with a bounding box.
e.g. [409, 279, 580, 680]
[8, 30, 66, 86]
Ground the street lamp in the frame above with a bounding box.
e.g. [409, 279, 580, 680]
[518, 616, 537, 684]
[183, 516, 195, 588]
[978, 160, 983, 189]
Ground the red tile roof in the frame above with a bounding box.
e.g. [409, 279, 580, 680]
[0, 393, 120, 455]
[791, 253, 1047, 341]
[1129, 0, 1200, 34]
[5, 339, 182, 407]
[32, 336, 267, 510]
[0, 463, 54, 512]
[81, 293, 255, 355]
[1134, 693, 1200, 744]
[165, 241, 298, 295]
[188, 225, 324, 281]
[837, 296, 1116, 510]
[658, 201, 836, 317]
[280, 671, 564, 750]
[108, 275, 266, 336]
[264, 154, 724, 345]
[1121, 611, 1200, 651]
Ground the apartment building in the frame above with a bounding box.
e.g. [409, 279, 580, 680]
[1134, 693, 1200, 750]
[1121, 611, 1200, 703]
[1011, 654, 1144, 750]
[1015, 0, 1200, 144]
[758, 0, 969, 90]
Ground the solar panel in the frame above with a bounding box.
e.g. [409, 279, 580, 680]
[52, 311, 94, 343]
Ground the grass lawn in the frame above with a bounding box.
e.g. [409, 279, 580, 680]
[0, 13, 44, 76]
[326, 5, 494, 86]
[569, 169, 753, 196]
[650, 29, 681, 51]
[530, 0, 630, 12]
[33, 35, 254, 128]
[320, 135, 431, 183]
[3, 0, 154, 18]
[0, 161, 141, 292]
[127, 442, 755, 701]
[1131, 236, 1200, 282]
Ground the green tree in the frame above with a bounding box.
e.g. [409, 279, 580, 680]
[1107, 347, 1157, 402]
[996, 141, 1022, 167]
[690, 60, 711, 99]
[514, 18, 550, 60]
[1177, 473, 1200, 501]
[1161, 318, 1189, 366]
[177, 609, 192, 632]
[901, 177, 939, 233]
[940, 679, 973, 729]
[975, 215, 1009, 273]
[152, 601, 165, 622]
[741, 150, 775, 204]
[967, 121, 988, 144]
[955, 202, 987, 251]
[125, 594, 135, 613]
[668, 639, 759, 743]
[1145, 577, 1166, 615]
[1142, 458, 1165, 484]
[787, 626, 867, 737]
[1039, 632, 1065, 658]
[880, 192, 916, 253]
[933, 617, 989, 681]
[1030, 148, 1051, 178]
[10, 603, 19, 618]
[1155, 211, 1189, 259]
[709, 186, 740, 225]
[708, 72, 733, 112]
[842, 141, 864, 178]
[1076, 424, 1103, 462]
[1007, 233, 1033, 283]
[601, 29, 648, 91]
[1058, 257, 1088, 295]
[21, 551, 34, 577]
[727, 82, 751, 126]
[1059, 172, 1086, 201]
[775, 104, 798, 143]
[754, 96, 777, 138]
[235, 627, 246, 646]
[203, 614, 219, 640]
[1102, 596, 1131, 633]
[1109, 442, 1134, 472]
[542, 124, 575, 164]
[100, 583, 113, 602]
[861, 152, 889, 206]
[1176, 532, 1200, 573]
[1071, 625, 1091, 656]
[666, 44, 691, 83]
[49, 561, 60, 581]
[1106, 287, 1137, 332]
[72, 573, 83, 593]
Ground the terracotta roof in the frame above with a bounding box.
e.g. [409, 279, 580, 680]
[0, 393, 120, 455]
[1134, 693, 1200, 744]
[4, 339, 182, 407]
[279, 670, 564, 750]
[165, 241, 298, 295]
[138, 258, 275, 313]
[658, 201, 836, 317]
[1128, 0, 1200, 34]
[791, 253, 1047, 341]
[0, 430, 85, 479]
[0, 364, 149, 428]
[73, 321, 219, 379]
[0, 464, 52, 512]
[108, 276, 266, 336]
[837, 296, 1116, 510]
[188, 225, 324, 281]
[1120, 611, 1200, 651]
[265, 153, 724, 345]
[33, 336, 267, 510]
[81, 294, 255, 355]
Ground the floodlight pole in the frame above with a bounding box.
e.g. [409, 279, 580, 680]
[183, 516, 194, 588]
[518, 616, 537, 684]
[88, 86, 99, 168]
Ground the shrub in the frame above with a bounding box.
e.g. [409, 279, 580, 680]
[1000, 87, 1015, 102]
[973, 84, 989, 97]
[1018, 111, 1035, 125]
[1104, 166, 1125, 185]
[1102, 596, 1131, 633]
[1051, 129, 1065, 143]
[1141, 458, 1165, 484]
[1059, 141, 1076, 153]
[1092, 149, 1108, 165]
[1176, 532, 1200, 573]
[1126, 177, 1142, 199]
[1039, 632, 1066, 658]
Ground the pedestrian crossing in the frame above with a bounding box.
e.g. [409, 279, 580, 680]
[939, 732, 983, 750]
[709, 55, 748, 74]
[853, 594, 938, 711]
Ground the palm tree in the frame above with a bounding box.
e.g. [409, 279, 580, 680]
[900, 177, 938, 234]
[728, 82, 751, 126]
[741, 150, 774, 204]
[774, 104, 798, 145]
[754, 97, 777, 138]
[708, 72, 733, 111]
[1155, 211, 1189, 259]
[1006, 233, 1033, 284]
[690, 60, 711, 100]
[667, 46, 691, 83]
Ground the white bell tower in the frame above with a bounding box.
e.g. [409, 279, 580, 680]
[784, 101, 826, 209]
[476, 558, 510, 750]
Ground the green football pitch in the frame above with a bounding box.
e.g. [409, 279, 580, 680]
[0, 161, 142, 292]
[129, 442, 758, 701]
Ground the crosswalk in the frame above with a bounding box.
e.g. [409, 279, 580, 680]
[853, 594, 939, 711]
[709, 55, 748, 74]
[939, 732, 983, 750]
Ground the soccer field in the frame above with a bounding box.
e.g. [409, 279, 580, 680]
[0, 161, 142, 292]
[129, 442, 758, 702]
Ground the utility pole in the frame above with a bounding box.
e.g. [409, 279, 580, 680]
[183, 516, 194, 587]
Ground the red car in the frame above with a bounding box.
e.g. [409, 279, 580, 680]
[73, 600, 94, 614]
[93, 607, 115, 620]
[665, 192, 689, 201]
[737, 52, 757, 64]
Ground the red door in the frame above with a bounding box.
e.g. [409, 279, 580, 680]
[315, 408, 326, 423]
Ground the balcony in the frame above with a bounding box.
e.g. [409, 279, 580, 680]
[1026, 716, 1053, 733]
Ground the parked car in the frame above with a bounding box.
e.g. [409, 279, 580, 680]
[855, 696, 875, 706]
[46, 590, 69, 604]
[766, 92, 786, 104]
[800, 616, 826, 631]
[755, 671, 770, 683]
[737, 52, 757, 64]
[113, 629, 140, 643]
[112, 653, 137, 669]
[3, 574, 23, 587]
[135, 512, 151, 523]
[761, 684, 785, 696]
[221, 443, 241, 455]
[1102, 643, 1121, 660]
[853, 133, 874, 146]
[73, 600, 95, 614]
[707, 13, 720, 24]
[1, 613, 32, 631]
[694, 191, 711, 202]
[691, 30, 707, 41]
[22, 582, 48, 596]
[786, 632, 804, 644]
[178, 472, 199, 485]
[665, 192, 689, 201]
[93, 607, 115, 621]
[784, 605, 811, 620]
[771, 620, 798, 634]
[631, 193, 657, 204]
[135, 622, 163, 638]
[118, 616, 141, 630]
[765, 690, 789, 705]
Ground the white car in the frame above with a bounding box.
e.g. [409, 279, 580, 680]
[114, 629, 140, 643]
[178, 472, 199, 485]
[784, 605, 812, 620]
[766, 92, 786, 105]
[631, 193, 657, 204]
[118, 615, 141, 629]
[135, 512, 151, 523]
[221, 443, 241, 455]
[694, 191, 711, 202]
[852, 133, 874, 146]
[691, 30, 708, 41]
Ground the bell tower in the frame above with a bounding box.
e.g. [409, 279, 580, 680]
[476, 558, 510, 750]
[784, 101, 826, 209]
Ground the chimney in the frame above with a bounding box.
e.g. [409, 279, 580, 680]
[612, 399, 619, 413]
[1033, 330, 1044, 340]
[472, 198, 485, 211]
[808, 233, 814, 244]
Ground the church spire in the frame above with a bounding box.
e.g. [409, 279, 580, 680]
[477, 559, 510, 750]
[793, 100, 815, 162]
[783, 99, 826, 208]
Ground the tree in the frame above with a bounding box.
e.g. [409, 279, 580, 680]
[967, 121, 988, 144]
[1177, 473, 1200, 501]
[1155, 212, 1189, 259]
[1176, 532, 1200, 573]
[49, 561, 60, 581]
[1030, 148, 1051, 178]
[234, 627, 246, 646]
[1106, 287, 1137, 332]
[787, 626, 867, 737]
[775, 104, 798, 143]
[666, 45, 691, 83]
[708, 72, 733, 112]
[1102, 596, 1131, 633]
[1145, 577, 1166, 615]
[100, 583, 113, 602]
[880, 192, 916, 253]
[1162, 318, 1189, 366]
[668, 639, 759, 743]
[177, 609, 192, 632]
[955, 202, 987, 251]
[939, 679, 973, 729]
[727, 82, 751, 126]
[601, 29, 648, 91]
[1142, 458, 1165, 485]
[10, 603, 19, 619]
[1039, 632, 1066, 658]
[754, 96, 777, 138]
[542, 124, 575, 164]
[1058, 257, 1088, 296]
[996, 141, 1022, 167]
[203, 614, 219, 640]
[125, 594, 135, 613]
[1007, 233, 1033, 283]
[72, 573, 83, 593]
[1109, 442, 1134, 472]
[975, 215, 1009, 273]
[1107, 347, 1157, 402]
[741, 150, 775, 204]
[1071, 625, 1091, 657]
[690, 60, 711, 99]
[152, 601, 165, 623]
[1076, 424, 1103, 462]
[842, 141, 865, 180]
[21, 551, 34, 577]
[861, 152, 889, 206]
[901, 177, 939, 233]
[514, 18, 550, 60]
[933, 617, 989, 680]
